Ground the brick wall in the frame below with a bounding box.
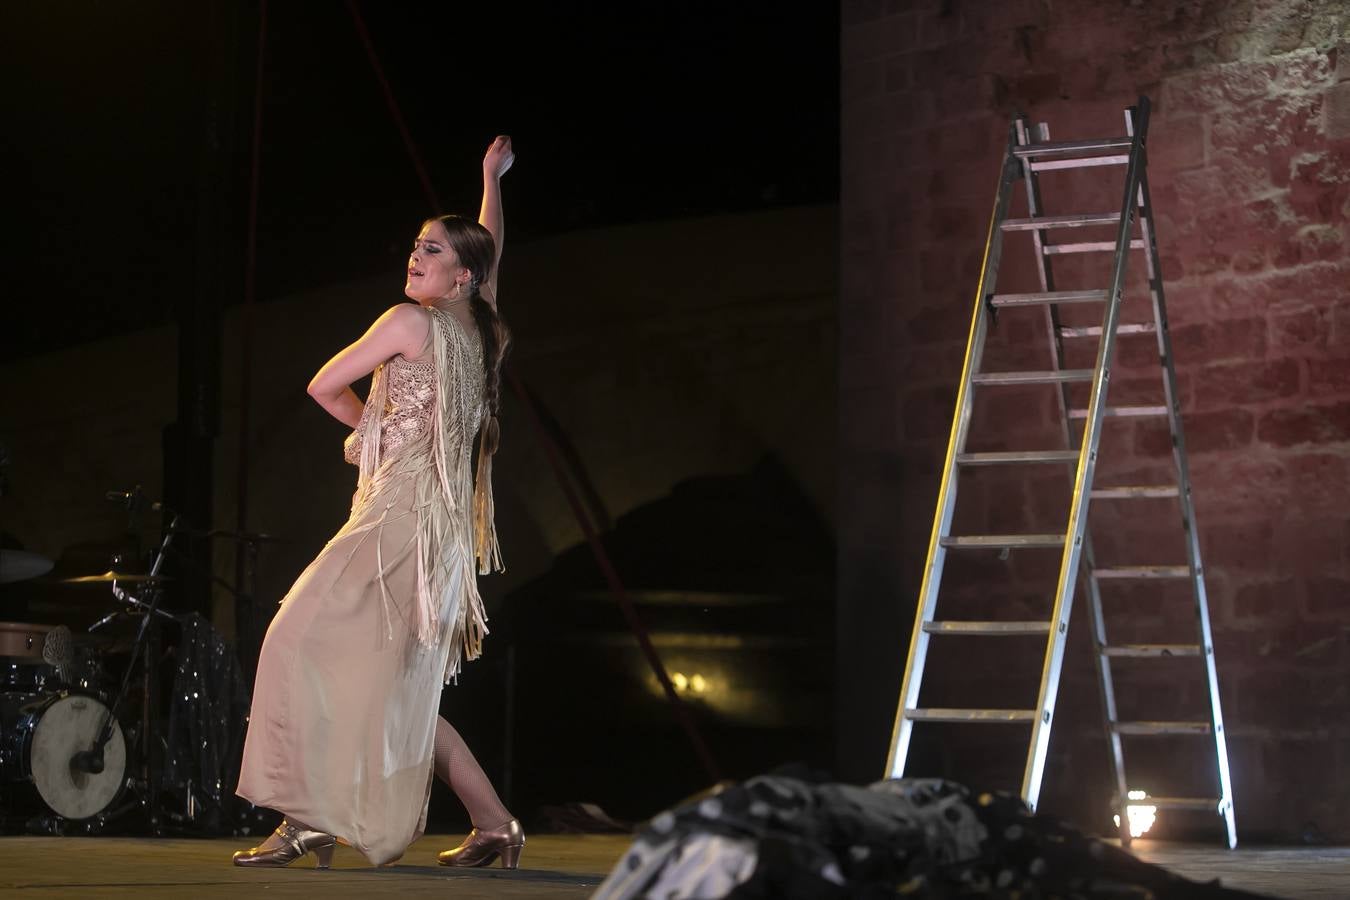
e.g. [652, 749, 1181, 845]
[839, 0, 1350, 840]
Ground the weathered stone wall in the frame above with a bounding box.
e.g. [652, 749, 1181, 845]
[0, 204, 836, 644]
[217, 206, 837, 625]
[839, 0, 1350, 840]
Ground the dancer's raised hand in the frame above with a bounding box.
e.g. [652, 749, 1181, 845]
[483, 135, 514, 180]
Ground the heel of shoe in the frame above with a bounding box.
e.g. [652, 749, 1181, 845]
[313, 842, 335, 869]
[498, 844, 522, 870]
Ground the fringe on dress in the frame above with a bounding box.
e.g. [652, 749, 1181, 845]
[342, 306, 503, 683]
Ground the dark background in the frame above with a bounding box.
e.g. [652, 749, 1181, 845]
[2, 1, 838, 359]
[1, 0, 842, 834]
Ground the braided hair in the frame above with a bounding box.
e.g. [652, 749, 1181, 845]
[429, 215, 512, 451]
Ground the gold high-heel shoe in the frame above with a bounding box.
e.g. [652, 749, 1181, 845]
[437, 817, 524, 869]
[232, 819, 337, 869]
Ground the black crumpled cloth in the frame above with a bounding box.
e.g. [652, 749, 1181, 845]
[594, 774, 1273, 899]
[162, 613, 252, 830]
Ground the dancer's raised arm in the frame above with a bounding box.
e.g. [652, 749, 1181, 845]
[478, 135, 514, 305]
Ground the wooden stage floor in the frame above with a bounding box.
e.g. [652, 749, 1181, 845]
[1, 832, 1347, 898]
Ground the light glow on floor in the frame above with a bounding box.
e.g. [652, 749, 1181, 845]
[1113, 789, 1157, 838]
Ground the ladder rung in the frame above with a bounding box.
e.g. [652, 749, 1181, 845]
[1045, 239, 1146, 255]
[1012, 136, 1133, 158]
[958, 450, 1079, 465]
[1002, 212, 1121, 231]
[991, 289, 1107, 308]
[941, 534, 1065, 549]
[1102, 644, 1202, 658]
[1141, 797, 1227, 812]
[1029, 154, 1130, 172]
[973, 369, 1094, 385]
[1091, 485, 1180, 500]
[924, 621, 1053, 636]
[1068, 405, 1168, 419]
[908, 708, 1037, 723]
[890, 112, 1234, 849]
[1094, 566, 1191, 579]
[1060, 323, 1158, 338]
[1113, 721, 1212, 735]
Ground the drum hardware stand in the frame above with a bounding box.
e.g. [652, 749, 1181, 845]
[229, 531, 267, 688]
[132, 524, 272, 834]
[79, 507, 183, 835]
[166, 524, 278, 686]
[156, 530, 272, 836]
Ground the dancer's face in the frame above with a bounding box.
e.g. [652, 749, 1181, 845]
[405, 220, 470, 303]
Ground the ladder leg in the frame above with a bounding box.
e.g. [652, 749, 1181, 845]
[1021, 105, 1149, 811]
[1084, 544, 1133, 845]
[1015, 117, 1132, 838]
[1134, 157, 1237, 849]
[884, 127, 1024, 779]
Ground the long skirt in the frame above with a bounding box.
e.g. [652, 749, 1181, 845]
[236, 471, 457, 865]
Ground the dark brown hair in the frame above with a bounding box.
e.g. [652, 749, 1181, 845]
[430, 215, 511, 452]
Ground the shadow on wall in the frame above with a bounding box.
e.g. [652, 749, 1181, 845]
[226, 204, 838, 648]
[428, 453, 837, 827]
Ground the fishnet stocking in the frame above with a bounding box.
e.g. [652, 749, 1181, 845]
[433, 715, 511, 829]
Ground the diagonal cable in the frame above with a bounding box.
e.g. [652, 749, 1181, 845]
[346, 0, 443, 215]
[342, 0, 722, 784]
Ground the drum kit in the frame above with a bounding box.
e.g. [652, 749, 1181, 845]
[0, 565, 162, 832]
[0, 489, 265, 836]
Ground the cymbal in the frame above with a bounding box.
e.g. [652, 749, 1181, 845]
[59, 570, 172, 585]
[0, 549, 55, 584]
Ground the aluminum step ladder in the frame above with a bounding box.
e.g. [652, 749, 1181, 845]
[883, 96, 1237, 849]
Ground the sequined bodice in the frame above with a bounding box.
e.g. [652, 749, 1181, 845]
[379, 354, 437, 458]
[343, 308, 484, 466]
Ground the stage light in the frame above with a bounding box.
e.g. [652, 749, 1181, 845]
[1112, 790, 1157, 838]
[668, 671, 711, 695]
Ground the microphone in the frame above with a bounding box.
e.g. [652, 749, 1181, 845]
[105, 486, 143, 513]
[42, 626, 74, 685]
[105, 485, 163, 512]
[70, 748, 105, 775]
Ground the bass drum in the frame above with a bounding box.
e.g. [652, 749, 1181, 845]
[2, 692, 127, 820]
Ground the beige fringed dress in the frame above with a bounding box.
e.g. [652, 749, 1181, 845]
[236, 306, 502, 865]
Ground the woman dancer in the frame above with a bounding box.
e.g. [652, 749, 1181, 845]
[233, 136, 519, 868]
